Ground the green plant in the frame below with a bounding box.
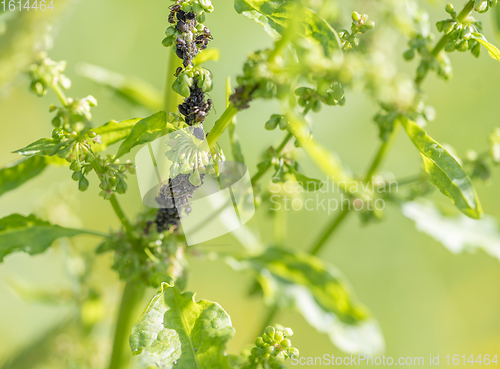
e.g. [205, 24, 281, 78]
[1, 0, 500, 368]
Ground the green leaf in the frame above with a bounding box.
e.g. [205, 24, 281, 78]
[130, 283, 235, 369]
[403, 200, 500, 261]
[229, 247, 384, 355]
[92, 118, 141, 152]
[77, 63, 163, 111]
[115, 111, 168, 159]
[13, 138, 64, 157]
[401, 116, 482, 219]
[0, 156, 48, 197]
[193, 48, 220, 66]
[471, 32, 500, 62]
[0, 214, 102, 262]
[234, 0, 341, 57]
[289, 168, 323, 191]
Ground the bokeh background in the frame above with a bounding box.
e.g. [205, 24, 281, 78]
[1, 0, 500, 367]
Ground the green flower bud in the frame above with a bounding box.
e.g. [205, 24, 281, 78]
[278, 116, 289, 130]
[443, 20, 456, 34]
[267, 346, 277, 355]
[403, 49, 415, 61]
[458, 40, 468, 52]
[312, 99, 322, 113]
[262, 334, 274, 345]
[79, 176, 89, 191]
[275, 331, 284, 342]
[255, 337, 266, 347]
[281, 339, 292, 347]
[289, 347, 300, 358]
[70, 161, 82, 172]
[445, 3, 455, 14]
[274, 351, 287, 364]
[351, 11, 361, 22]
[283, 327, 293, 337]
[364, 20, 375, 29]
[265, 326, 276, 340]
[116, 179, 127, 195]
[71, 171, 82, 181]
[316, 80, 331, 96]
[265, 115, 280, 130]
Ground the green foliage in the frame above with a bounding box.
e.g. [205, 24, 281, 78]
[230, 247, 384, 354]
[130, 283, 235, 369]
[400, 116, 483, 219]
[403, 200, 500, 261]
[192, 48, 220, 66]
[114, 111, 169, 159]
[14, 138, 66, 157]
[92, 118, 142, 152]
[471, 32, 500, 61]
[234, 0, 341, 57]
[0, 213, 101, 262]
[0, 156, 48, 196]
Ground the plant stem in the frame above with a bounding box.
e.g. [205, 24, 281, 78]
[109, 194, 134, 235]
[364, 121, 401, 182]
[255, 305, 279, 338]
[108, 281, 145, 369]
[51, 83, 69, 106]
[207, 104, 239, 148]
[308, 207, 351, 256]
[164, 50, 182, 113]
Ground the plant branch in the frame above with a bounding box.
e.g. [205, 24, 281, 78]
[51, 82, 69, 106]
[308, 207, 351, 256]
[108, 281, 145, 369]
[207, 104, 239, 148]
[251, 133, 293, 184]
[416, 0, 475, 85]
[109, 194, 134, 235]
[365, 121, 401, 182]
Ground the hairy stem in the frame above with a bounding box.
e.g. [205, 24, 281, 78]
[109, 194, 134, 235]
[108, 282, 145, 369]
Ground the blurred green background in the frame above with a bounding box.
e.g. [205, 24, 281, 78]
[1, 0, 500, 367]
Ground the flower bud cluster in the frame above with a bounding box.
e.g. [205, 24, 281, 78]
[230, 49, 289, 110]
[294, 82, 345, 113]
[172, 66, 213, 97]
[250, 326, 299, 367]
[338, 11, 375, 51]
[435, 3, 484, 56]
[28, 55, 136, 198]
[28, 52, 71, 96]
[97, 210, 188, 287]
